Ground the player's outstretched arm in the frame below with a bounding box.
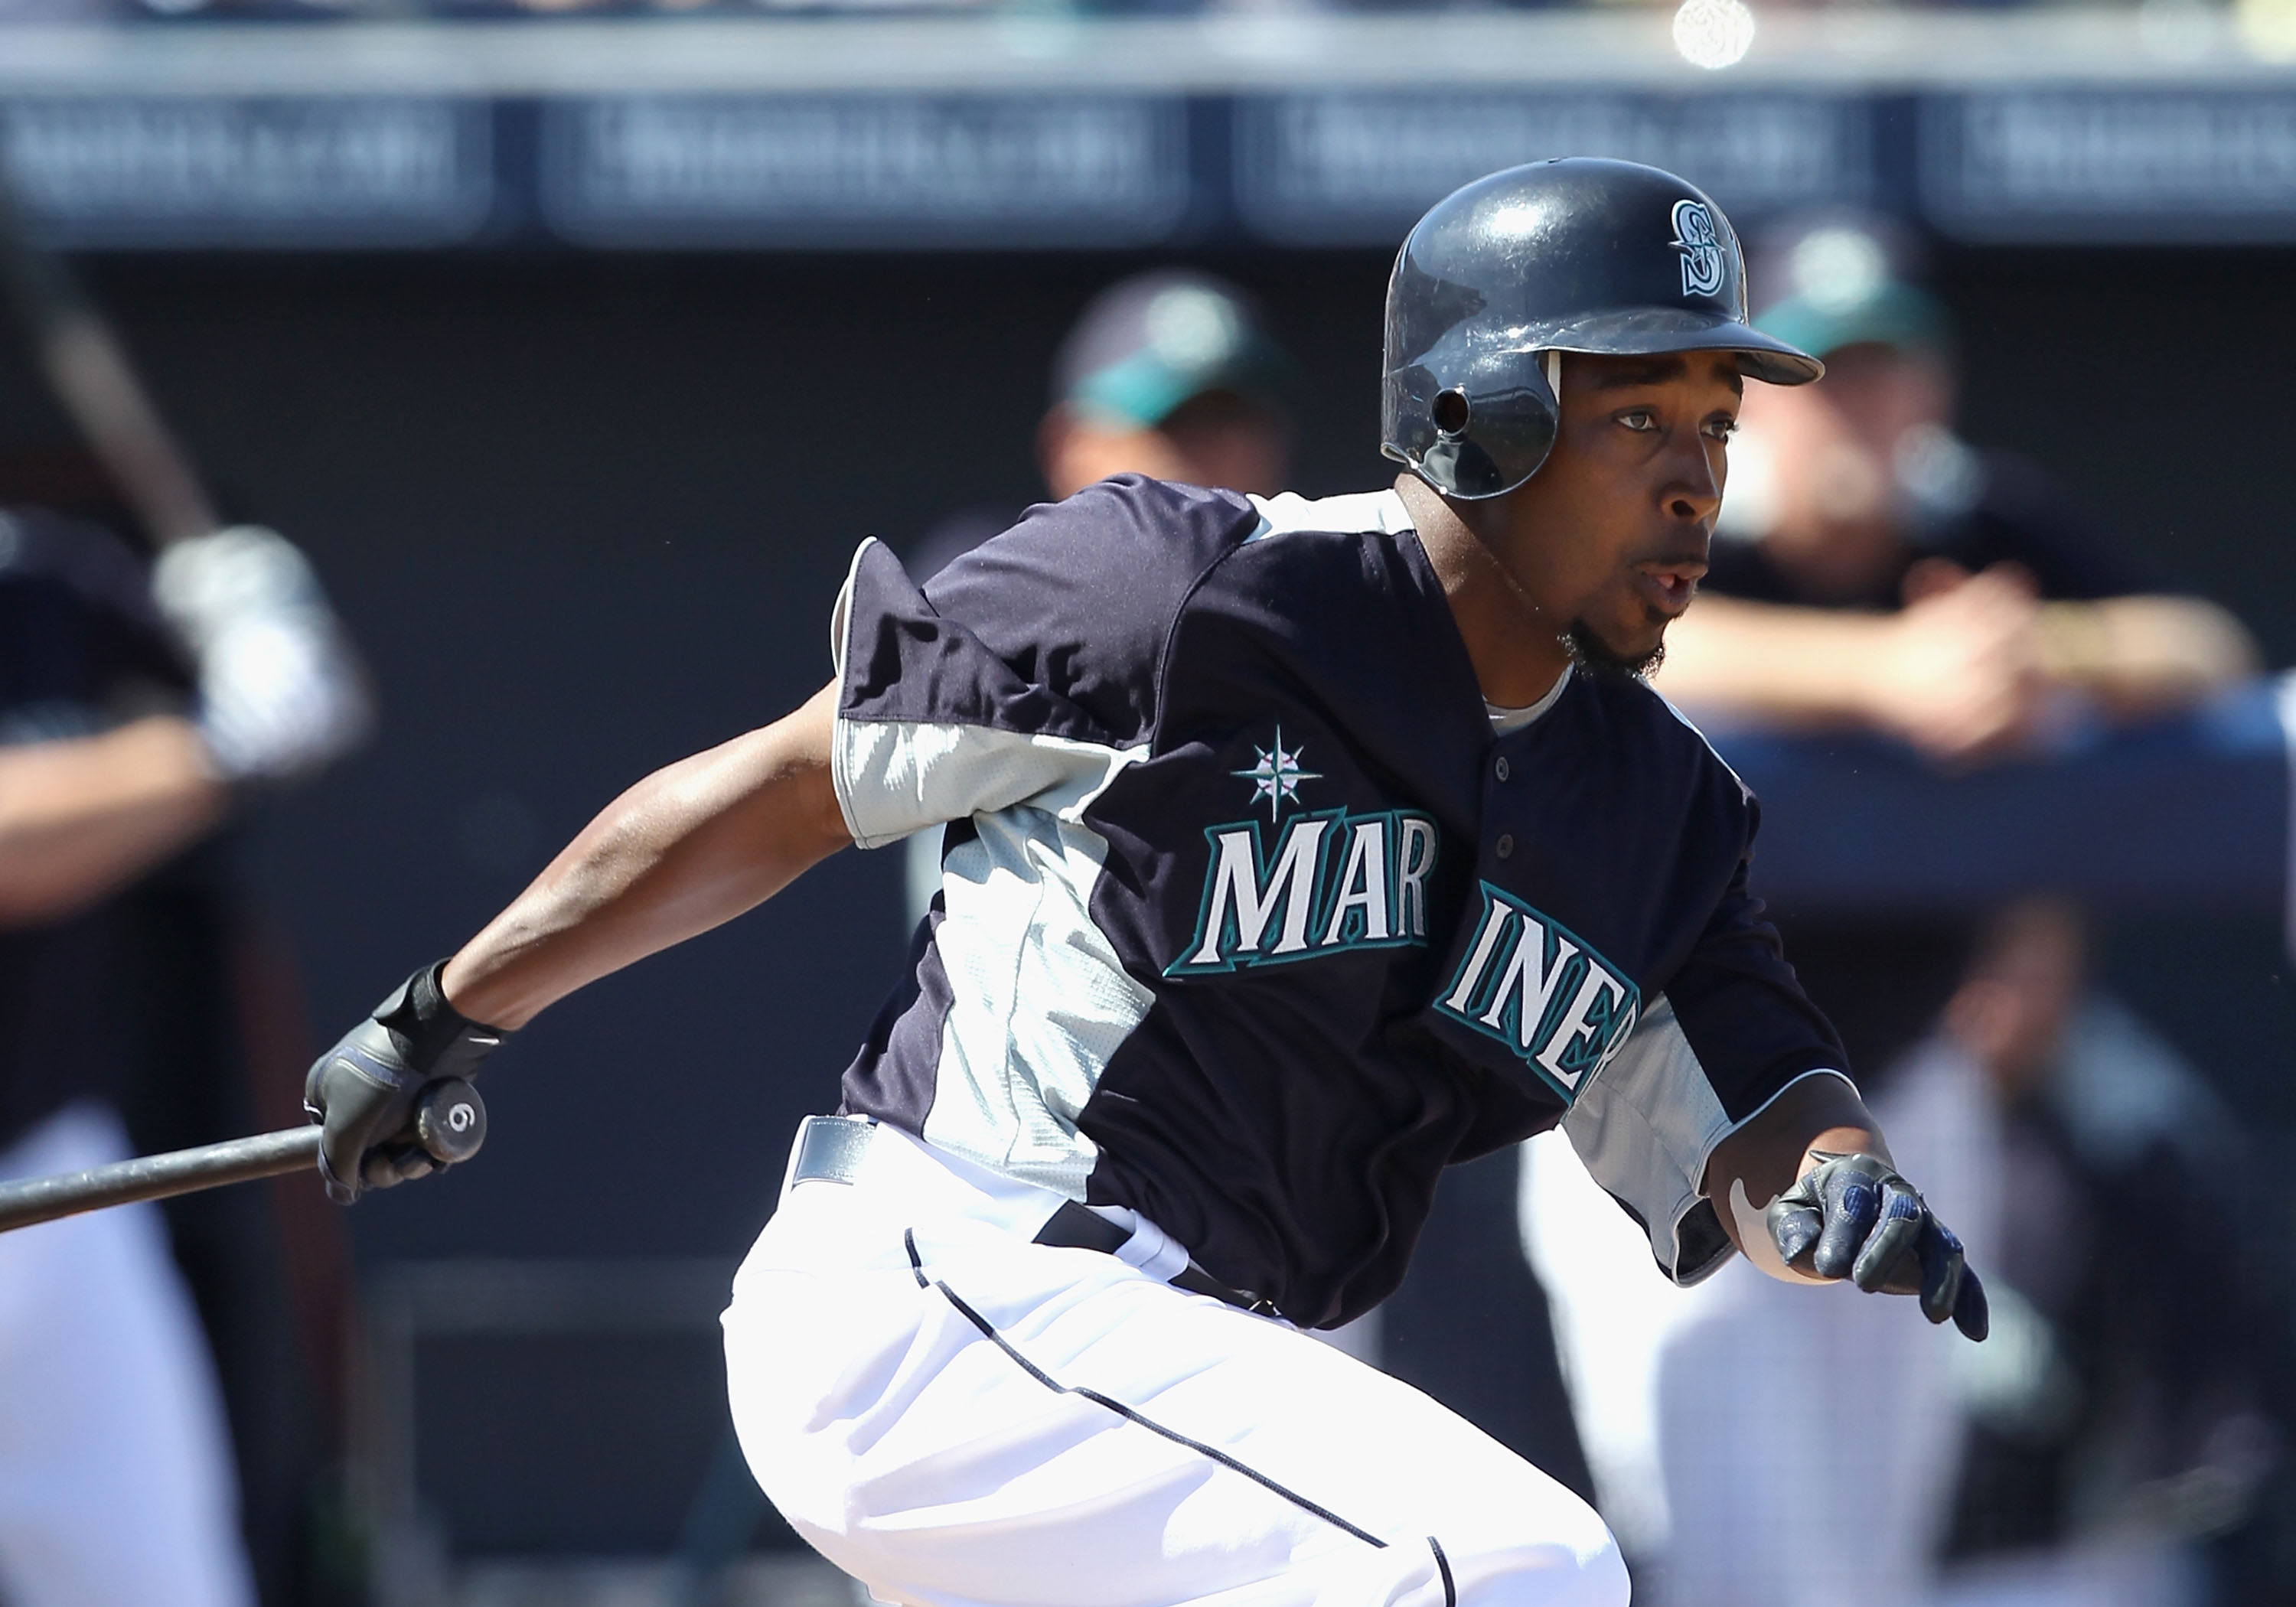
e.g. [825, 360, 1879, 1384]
[0, 718, 230, 928]
[1702, 1074, 1988, 1340]
[303, 682, 850, 1201]
[440, 680, 848, 1030]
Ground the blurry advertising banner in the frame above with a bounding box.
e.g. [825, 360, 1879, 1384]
[539, 95, 1192, 249]
[1923, 90, 2296, 242]
[1232, 92, 1873, 246]
[0, 97, 495, 248]
[11, 79, 2296, 249]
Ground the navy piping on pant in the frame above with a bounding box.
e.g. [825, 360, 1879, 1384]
[902, 1228, 1399, 1553]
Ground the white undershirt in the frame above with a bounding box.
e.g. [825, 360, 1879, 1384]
[1484, 665, 1572, 735]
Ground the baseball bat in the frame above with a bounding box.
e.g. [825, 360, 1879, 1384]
[0, 1079, 488, 1237]
[0, 159, 220, 546]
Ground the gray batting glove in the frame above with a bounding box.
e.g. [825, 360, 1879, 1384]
[151, 525, 373, 784]
[304, 962, 507, 1204]
[1767, 1152, 1989, 1341]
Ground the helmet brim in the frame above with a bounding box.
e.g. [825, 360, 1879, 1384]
[1539, 308, 1824, 386]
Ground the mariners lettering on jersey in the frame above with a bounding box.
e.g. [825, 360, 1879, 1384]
[1169, 731, 1441, 976]
[1437, 884, 1641, 1102]
[1169, 808, 1441, 976]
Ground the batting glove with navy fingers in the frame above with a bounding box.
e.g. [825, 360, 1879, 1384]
[1767, 1152, 1990, 1341]
[305, 961, 507, 1204]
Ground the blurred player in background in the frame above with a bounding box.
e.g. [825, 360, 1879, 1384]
[1600, 214, 2280, 1606]
[1652, 899, 2292, 1607]
[1656, 210, 2256, 1077]
[1039, 269, 1294, 506]
[899, 267, 1296, 626]
[1922, 901, 2291, 1604]
[1665, 211, 2254, 752]
[0, 465, 367, 1607]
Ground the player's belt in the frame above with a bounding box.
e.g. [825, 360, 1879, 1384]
[786, 1115, 1277, 1318]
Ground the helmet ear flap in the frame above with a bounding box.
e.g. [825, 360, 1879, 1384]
[1385, 347, 1560, 500]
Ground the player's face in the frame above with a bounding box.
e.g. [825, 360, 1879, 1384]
[1494, 351, 1741, 674]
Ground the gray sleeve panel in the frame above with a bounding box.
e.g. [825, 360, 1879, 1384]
[1563, 995, 1855, 1283]
[832, 719, 1149, 851]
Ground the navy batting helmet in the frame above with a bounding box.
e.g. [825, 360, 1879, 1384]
[1380, 158, 1823, 501]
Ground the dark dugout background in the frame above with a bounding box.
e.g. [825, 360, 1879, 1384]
[2, 244, 2291, 1560]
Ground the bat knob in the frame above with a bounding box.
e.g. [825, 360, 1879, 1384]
[414, 1079, 488, 1166]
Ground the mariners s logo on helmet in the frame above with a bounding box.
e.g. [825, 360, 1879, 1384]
[1670, 199, 1725, 298]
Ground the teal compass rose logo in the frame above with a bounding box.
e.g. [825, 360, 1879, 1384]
[1233, 726, 1320, 820]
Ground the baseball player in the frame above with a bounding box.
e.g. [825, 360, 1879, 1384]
[907, 266, 1595, 1489]
[1, 503, 366, 1607]
[307, 158, 1988, 1605]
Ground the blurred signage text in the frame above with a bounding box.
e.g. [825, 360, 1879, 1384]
[1234, 92, 1872, 244]
[541, 96, 1191, 247]
[1924, 90, 2296, 241]
[0, 98, 494, 248]
[15, 82, 2296, 249]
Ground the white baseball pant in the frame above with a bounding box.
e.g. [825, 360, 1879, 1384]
[722, 1122, 1627, 1607]
[0, 1103, 256, 1607]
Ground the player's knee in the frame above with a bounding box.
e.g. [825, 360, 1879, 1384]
[1443, 1480, 1627, 1606]
[1462, 1531, 1627, 1607]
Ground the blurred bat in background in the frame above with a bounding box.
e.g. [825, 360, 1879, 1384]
[0, 158, 376, 782]
[0, 161, 221, 546]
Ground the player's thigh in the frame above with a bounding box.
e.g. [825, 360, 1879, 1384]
[1037, 1269, 1625, 1607]
[0, 1113, 255, 1607]
[726, 1201, 1622, 1607]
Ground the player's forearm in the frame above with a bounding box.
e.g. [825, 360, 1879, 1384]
[440, 683, 849, 1030]
[0, 717, 230, 929]
[1701, 1073, 1889, 1280]
[1656, 596, 1890, 727]
[2037, 595, 2258, 714]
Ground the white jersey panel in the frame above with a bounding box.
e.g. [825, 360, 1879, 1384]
[827, 532, 1151, 850]
[1244, 488, 1415, 543]
[831, 719, 1150, 850]
[924, 803, 1156, 1198]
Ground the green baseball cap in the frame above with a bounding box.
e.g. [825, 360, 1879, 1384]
[1055, 271, 1297, 428]
[1753, 215, 1954, 360]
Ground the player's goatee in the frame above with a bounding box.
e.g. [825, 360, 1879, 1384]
[1565, 621, 1666, 681]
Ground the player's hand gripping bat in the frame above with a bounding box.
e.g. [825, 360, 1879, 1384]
[0, 1079, 487, 1237]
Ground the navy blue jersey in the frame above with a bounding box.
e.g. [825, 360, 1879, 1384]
[833, 476, 1848, 1328]
[0, 509, 192, 1151]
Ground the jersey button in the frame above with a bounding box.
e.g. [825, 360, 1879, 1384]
[1494, 757, 1511, 782]
[1495, 833, 1515, 859]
